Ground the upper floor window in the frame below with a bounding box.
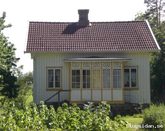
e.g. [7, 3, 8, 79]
[47, 68, 61, 88]
[124, 67, 137, 88]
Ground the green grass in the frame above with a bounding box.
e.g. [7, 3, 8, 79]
[122, 115, 143, 125]
[120, 114, 143, 131]
[0, 96, 5, 116]
[25, 94, 33, 105]
[0, 96, 5, 99]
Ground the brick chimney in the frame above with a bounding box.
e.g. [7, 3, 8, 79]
[78, 9, 89, 27]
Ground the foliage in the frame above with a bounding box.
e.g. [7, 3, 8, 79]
[121, 115, 143, 125]
[143, 104, 165, 129]
[17, 72, 33, 105]
[136, 0, 165, 102]
[0, 99, 128, 131]
[0, 12, 19, 98]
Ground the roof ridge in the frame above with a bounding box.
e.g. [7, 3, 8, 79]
[29, 21, 73, 24]
[29, 20, 146, 24]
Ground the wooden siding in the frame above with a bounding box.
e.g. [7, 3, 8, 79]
[124, 53, 151, 104]
[32, 52, 151, 104]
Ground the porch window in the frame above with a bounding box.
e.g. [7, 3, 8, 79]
[83, 70, 90, 88]
[72, 70, 80, 88]
[113, 69, 121, 88]
[103, 69, 110, 88]
[124, 67, 137, 88]
[47, 68, 61, 88]
[93, 70, 101, 89]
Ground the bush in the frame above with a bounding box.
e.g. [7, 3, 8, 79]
[0, 100, 128, 130]
[143, 104, 165, 130]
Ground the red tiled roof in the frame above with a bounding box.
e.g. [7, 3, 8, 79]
[26, 21, 160, 53]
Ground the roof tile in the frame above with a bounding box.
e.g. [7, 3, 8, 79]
[26, 21, 160, 52]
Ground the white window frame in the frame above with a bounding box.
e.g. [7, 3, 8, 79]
[72, 69, 81, 88]
[103, 68, 111, 88]
[113, 63, 122, 88]
[47, 68, 62, 89]
[113, 69, 121, 88]
[124, 67, 138, 88]
[83, 69, 90, 88]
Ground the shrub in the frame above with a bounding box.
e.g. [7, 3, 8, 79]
[143, 104, 165, 130]
[0, 100, 128, 130]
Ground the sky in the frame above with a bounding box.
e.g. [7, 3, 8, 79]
[0, 0, 146, 73]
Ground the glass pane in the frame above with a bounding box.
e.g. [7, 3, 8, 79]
[55, 69, 61, 88]
[72, 76, 76, 82]
[77, 83, 80, 88]
[48, 82, 53, 88]
[48, 69, 54, 88]
[73, 83, 80, 88]
[83, 70, 90, 88]
[124, 69, 130, 87]
[87, 73, 90, 88]
[103, 69, 110, 88]
[72, 70, 80, 88]
[72, 83, 76, 88]
[113, 69, 121, 88]
[55, 69, 60, 81]
[131, 69, 136, 87]
[76, 70, 80, 75]
[55, 82, 60, 88]
[48, 69, 53, 81]
[76, 76, 80, 82]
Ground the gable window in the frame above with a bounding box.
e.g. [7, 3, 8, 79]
[83, 70, 90, 88]
[124, 67, 137, 88]
[72, 70, 80, 88]
[47, 68, 61, 88]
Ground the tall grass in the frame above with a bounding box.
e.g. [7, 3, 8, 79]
[143, 104, 165, 130]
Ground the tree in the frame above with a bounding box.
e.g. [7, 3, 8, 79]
[0, 12, 19, 98]
[136, 0, 165, 102]
[17, 72, 33, 104]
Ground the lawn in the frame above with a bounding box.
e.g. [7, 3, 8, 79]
[25, 94, 33, 105]
[120, 114, 143, 131]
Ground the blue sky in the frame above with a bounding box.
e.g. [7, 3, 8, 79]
[0, 0, 146, 73]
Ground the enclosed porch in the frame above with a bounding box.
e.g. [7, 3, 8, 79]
[65, 57, 130, 103]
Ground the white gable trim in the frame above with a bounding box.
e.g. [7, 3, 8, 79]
[145, 20, 161, 51]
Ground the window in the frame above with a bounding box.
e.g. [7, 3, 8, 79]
[113, 69, 121, 88]
[83, 70, 90, 88]
[47, 68, 61, 88]
[124, 69, 129, 87]
[124, 67, 137, 88]
[55, 69, 61, 88]
[103, 69, 110, 88]
[72, 70, 80, 88]
[131, 69, 137, 87]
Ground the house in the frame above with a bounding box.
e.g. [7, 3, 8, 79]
[26, 9, 160, 104]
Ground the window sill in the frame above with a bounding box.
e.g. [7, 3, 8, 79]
[124, 87, 139, 90]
